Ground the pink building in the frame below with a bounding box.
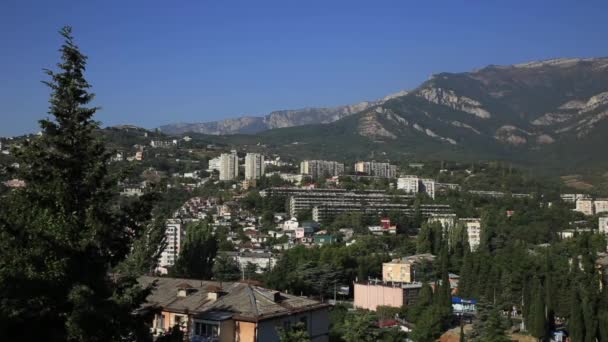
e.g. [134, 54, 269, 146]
[353, 282, 422, 311]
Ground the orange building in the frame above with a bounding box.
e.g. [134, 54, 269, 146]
[139, 276, 330, 342]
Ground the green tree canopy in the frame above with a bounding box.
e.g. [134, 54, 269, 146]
[0, 27, 155, 341]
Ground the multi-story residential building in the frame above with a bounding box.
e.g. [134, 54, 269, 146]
[157, 219, 185, 274]
[244, 153, 265, 180]
[300, 160, 344, 179]
[224, 251, 277, 273]
[595, 199, 608, 215]
[261, 187, 450, 222]
[219, 150, 239, 181]
[397, 176, 419, 194]
[135, 150, 144, 161]
[207, 156, 221, 173]
[600, 216, 608, 235]
[459, 218, 482, 251]
[382, 254, 436, 283]
[397, 176, 436, 199]
[354, 281, 423, 311]
[428, 213, 457, 231]
[141, 276, 330, 342]
[561, 193, 591, 203]
[150, 140, 177, 148]
[576, 199, 596, 215]
[354, 161, 397, 178]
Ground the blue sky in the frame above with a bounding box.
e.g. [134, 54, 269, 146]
[1, 0, 607, 136]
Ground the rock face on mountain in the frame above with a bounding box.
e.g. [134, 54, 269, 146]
[159, 57, 608, 170]
[345, 57, 608, 149]
[160, 90, 408, 135]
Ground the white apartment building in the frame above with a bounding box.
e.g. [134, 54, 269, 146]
[460, 218, 482, 251]
[207, 156, 221, 173]
[219, 150, 239, 181]
[244, 153, 265, 180]
[595, 199, 608, 215]
[600, 216, 608, 235]
[300, 160, 344, 179]
[397, 176, 436, 199]
[561, 193, 590, 203]
[397, 176, 419, 193]
[428, 213, 457, 231]
[157, 219, 185, 274]
[575, 199, 595, 216]
[354, 161, 397, 178]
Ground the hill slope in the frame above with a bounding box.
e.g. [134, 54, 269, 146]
[197, 58, 608, 172]
[159, 91, 408, 135]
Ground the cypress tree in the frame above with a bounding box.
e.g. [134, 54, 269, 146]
[528, 280, 548, 341]
[568, 288, 585, 342]
[0, 27, 154, 341]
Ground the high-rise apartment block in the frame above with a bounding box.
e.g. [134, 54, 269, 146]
[397, 176, 436, 199]
[300, 160, 344, 179]
[354, 161, 397, 178]
[157, 219, 185, 274]
[244, 153, 265, 180]
[219, 150, 239, 181]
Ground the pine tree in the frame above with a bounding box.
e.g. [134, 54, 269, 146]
[0, 27, 154, 341]
[479, 308, 510, 342]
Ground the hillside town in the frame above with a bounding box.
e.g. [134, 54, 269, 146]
[4, 127, 608, 342]
[3, 4, 608, 342]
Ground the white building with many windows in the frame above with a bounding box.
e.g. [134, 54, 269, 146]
[157, 219, 185, 274]
[219, 150, 239, 181]
[397, 176, 436, 199]
[300, 160, 344, 179]
[600, 216, 608, 235]
[354, 161, 397, 178]
[460, 218, 482, 251]
[244, 153, 265, 180]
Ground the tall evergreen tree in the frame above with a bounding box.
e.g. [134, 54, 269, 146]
[528, 280, 548, 341]
[171, 221, 218, 279]
[568, 286, 585, 342]
[0, 27, 154, 341]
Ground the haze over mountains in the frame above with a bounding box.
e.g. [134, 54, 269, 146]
[160, 90, 409, 135]
[159, 57, 608, 171]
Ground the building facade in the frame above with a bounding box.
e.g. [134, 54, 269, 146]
[140, 277, 330, 342]
[244, 153, 265, 180]
[300, 160, 344, 179]
[354, 161, 397, 178]
[600, 216, 608, 235]
[397, 176, 436, 199]
[459, 218, 482, 251]
[157, 219, 185, 274]
[353, 281, 422, 311]
[220, 150, 239, 181]
[382, 254, 436, 283]
[595, 199, 608, 215]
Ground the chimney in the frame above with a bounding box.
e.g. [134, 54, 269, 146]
[176, 283, 193, 298]
[207, 285, 223, 301]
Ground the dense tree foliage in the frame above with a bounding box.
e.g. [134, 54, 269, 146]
[0, 27, 156, 341]
[170, 221, 218, 279]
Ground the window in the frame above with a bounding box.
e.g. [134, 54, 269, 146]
[299, 316, 308, 330]
[157, 314, 165, 330]
[194, 321, 220, 337]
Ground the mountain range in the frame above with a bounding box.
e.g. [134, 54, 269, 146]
[160, 57, 608, 172]
[159, 91, 409, 135]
